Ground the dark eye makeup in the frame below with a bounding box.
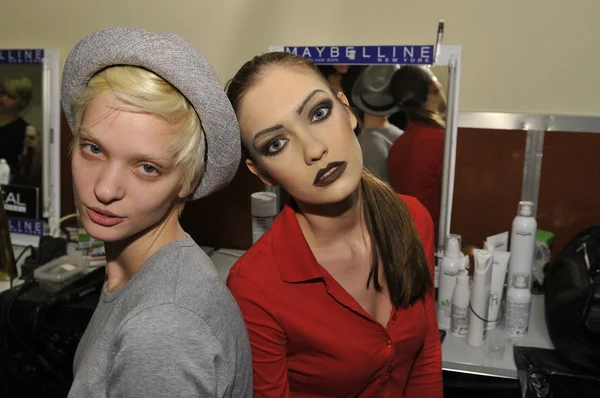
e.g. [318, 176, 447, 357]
[310, 99, 333, 123]
[258, 98, 334, 157]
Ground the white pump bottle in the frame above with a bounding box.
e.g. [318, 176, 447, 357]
[437, 234, 462, 330]
[450, 255, 470, 337]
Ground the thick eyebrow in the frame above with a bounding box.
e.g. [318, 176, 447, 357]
[251, 89, 327, 148]
[297, 89, 326, 115]
[252, 124, 284, 148]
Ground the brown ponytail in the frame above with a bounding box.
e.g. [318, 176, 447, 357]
[390, 65, 446, 130]
[226, 51, 431, 307]
[403, 106, 446, 131]
[361, 169, 431, 307]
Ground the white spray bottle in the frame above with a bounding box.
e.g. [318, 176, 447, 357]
[450, 255, 470, 338]
[507, 201, 537, 289]
[437, 234, 462, 330]
[504, 275, 532, 337]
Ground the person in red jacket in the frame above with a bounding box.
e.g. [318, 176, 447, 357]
[225, 52, 443, 398]
[387, 66, 447, 242]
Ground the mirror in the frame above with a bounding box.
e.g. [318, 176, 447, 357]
[0, 49, 61, 247]
[267, 45, 461, 253]
[0, 57, 43, 192]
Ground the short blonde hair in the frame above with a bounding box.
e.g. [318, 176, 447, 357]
[1, 75, 33, 110]
[72, 66, 205, 200]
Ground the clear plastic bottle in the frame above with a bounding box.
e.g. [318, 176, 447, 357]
[504, 275, 532, 337]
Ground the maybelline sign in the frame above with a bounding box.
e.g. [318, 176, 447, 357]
[270, 45, 434, 65]
[0, 49, 44, 65]
[8, 217, 44, 237]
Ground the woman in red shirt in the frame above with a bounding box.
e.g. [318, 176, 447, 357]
[225, 53, 443, 397]
[387, 66, 447, 239]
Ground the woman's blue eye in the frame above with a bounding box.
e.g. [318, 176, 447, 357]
[140, 164, 158, 175]
[267, 139, 288, 155]
[83, 144, 102, 155]
[310, 101, 333, 123]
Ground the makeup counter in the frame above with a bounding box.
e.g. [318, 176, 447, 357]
[441, 294, 552, 379]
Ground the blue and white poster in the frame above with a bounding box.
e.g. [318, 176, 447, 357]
[0, 49, 44, 65]
[270, 45, 434, 65]
[8, 217, 44, 237]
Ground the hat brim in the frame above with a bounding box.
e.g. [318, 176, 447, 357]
[351, 65, 401, 117]
[352, 92, 402, 116]
[61, 27, 241, 200]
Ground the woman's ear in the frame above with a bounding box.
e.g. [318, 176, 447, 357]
[177, 177, 201, 199]
[337, 91, 350, 106]
[246, 158, 277, 187]
[336, 91, 358, 130]
[430, 78, 442, 95]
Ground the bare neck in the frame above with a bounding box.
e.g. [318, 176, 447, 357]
[362, 113, 389, 129]
[424, 101, 437, 114]
[104, 208, 186, 292]
[424, 93, 444, 116]
[295, 187, 366, 249]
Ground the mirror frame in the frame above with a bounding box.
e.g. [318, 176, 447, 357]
[0, 49, 61, 246]
[265, 44, 463, 261]
[43, 49, 62, 235]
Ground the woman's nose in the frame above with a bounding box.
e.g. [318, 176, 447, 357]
[94, 165, 125, 204]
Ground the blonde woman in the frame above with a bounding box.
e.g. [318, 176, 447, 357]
[61, 27, 252, 397]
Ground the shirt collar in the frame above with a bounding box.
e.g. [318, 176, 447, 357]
[271, 200, 324, 283]
[270, 194, 419, 283]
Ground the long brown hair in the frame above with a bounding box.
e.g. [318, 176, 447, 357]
[226, 52, 431, 307]
[390, 65, 446, 130]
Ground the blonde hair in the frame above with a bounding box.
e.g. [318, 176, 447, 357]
[72, 66, 205, 201]
[1, 75, 33, 110]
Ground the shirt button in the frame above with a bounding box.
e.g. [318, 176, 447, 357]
[385, 340, 393, 348]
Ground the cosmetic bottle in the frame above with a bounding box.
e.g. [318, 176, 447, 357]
[450, 256, 470, 338]
[437, 234, 462, 330]
[251, 192, 278, 244]
[507, 201, 537, 289]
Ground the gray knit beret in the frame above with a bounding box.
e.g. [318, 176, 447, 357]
[61, 26, 240, 200]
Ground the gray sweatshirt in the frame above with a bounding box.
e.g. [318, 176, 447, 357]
[357, 124, 404, 182]
[67, 236, 252, 398]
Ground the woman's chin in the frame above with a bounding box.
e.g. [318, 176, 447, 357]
[296, 178, 360, 206]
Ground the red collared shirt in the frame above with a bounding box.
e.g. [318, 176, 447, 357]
[226, 194, 443, 398]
